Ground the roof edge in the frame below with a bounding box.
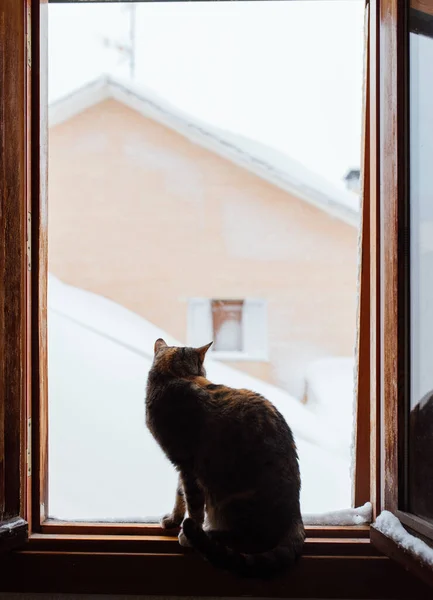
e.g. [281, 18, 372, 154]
[49, 75, 359, 227]
[49, 76, 111, 128]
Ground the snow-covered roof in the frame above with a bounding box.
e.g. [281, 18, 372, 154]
[48, 274, 352, 521]
[49, 75, 359, 227]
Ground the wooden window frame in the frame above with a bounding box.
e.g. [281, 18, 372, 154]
[0, 0, 31, 553]
[369, 0, 433, 588]
[0, 0, 432, 596]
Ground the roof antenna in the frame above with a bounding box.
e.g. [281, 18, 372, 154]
[128, 3, 136, 80]
[102, 3, 136, 80]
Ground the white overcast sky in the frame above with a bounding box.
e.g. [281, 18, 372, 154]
[49, 1, 365, 187]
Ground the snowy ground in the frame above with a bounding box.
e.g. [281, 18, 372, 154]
[48, 275, 354, 521]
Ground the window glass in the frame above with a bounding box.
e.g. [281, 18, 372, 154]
[212, 300, 243, 352]
[408, 0, 433, 523]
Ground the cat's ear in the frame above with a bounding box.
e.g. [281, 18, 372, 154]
[154, 338, 168, 353]
[196, 341, 213, 362]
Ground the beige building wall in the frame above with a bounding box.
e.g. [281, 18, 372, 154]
[48, 98, 358, 397]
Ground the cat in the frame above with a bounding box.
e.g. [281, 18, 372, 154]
[145, 338, 305, 578]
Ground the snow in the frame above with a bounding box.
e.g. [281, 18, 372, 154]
[374, 511, 433, 567]
[304, 502, 372, 526]
[218, 130, 359, 219]
[48, 274, 353, 521]
[304, 357, 357, 510]
[305, 357, 356, 452]
[48, 276, 347, 457]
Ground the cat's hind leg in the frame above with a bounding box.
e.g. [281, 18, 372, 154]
[177, 472, 205, 547]
[182, 472, 205, 525]
[161, 475, 186, 529]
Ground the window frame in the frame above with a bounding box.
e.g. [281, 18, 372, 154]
[397, 0, 433, 545]
[1, 0, 432, 596]
[0, 0, 31, 554]
[369, 0, 433, 586]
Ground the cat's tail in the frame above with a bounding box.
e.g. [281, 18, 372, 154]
[181, 518, 304, 579]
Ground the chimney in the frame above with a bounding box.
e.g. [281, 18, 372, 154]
[343, 168, 361, 193]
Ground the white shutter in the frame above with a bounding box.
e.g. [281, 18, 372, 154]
[187, 298, 213, 347]
[242, 299, 268, 360]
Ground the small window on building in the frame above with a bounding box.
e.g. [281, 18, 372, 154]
[211, 300, 243, 352]
[187, 298, 268, 361]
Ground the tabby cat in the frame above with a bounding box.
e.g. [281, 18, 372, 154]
[145, 338, 305, 578]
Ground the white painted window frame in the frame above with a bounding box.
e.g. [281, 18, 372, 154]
[187, 298, 269, 361]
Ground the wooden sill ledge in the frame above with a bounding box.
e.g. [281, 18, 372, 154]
[0, 532, 431, 598]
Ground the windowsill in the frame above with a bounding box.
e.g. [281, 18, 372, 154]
[211, 351, 269, 362]
[371, 524, 433, 590]
[1, 527, 429, 598]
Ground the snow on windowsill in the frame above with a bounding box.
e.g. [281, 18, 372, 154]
[374, 511, 433, 567]
[51, 504, 373, 528]
[303, 502, 372, 526]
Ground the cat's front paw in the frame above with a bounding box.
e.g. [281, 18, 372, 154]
[178, 530, 192, 548]
[161, 514, 182, 529]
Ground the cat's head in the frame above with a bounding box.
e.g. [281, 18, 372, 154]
[152, 338, 213, 378]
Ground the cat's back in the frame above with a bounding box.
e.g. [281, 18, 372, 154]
[197, 382, 301, 527]
[204, 382, 293, 441]
[197, 381, 298, 485]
